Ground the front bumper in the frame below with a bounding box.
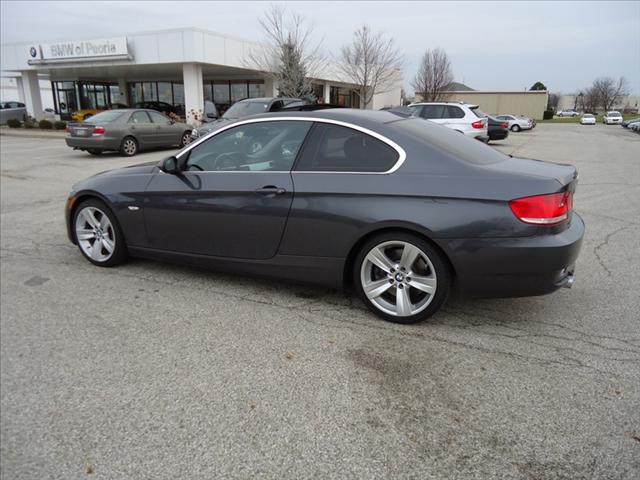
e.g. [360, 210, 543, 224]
[444, 212, 585, 298]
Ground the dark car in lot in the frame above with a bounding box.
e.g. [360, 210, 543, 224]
[190, 97, 305, 139]
[133, 101, 180, 116]
[65, 109, 192, 157]
[487, 115, 509, 141]
[65, 109, 584, 324]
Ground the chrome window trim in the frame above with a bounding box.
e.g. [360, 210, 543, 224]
[176, 116, 407, 175]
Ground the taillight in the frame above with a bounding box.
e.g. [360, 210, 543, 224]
[501, 122, 508, 129]
[92, 126, 105, 136]
[471, 119, 485, 129]
[509, 192, 573, 225]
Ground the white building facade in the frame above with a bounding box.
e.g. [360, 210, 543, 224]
[1, 28, 402, 122]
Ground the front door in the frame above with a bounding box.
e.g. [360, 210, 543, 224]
[142, 119, 312, 259]
[127, 111, 158, 148]
[147, 110, 180, 146]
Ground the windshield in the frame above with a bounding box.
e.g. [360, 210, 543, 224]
[583, 114, 594, 118]
[608, 112, 621, 117]
[84, 111, 125, 123]
[223, 101, 269, 119]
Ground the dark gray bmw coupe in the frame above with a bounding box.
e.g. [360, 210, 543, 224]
[65, 109, 584, 324]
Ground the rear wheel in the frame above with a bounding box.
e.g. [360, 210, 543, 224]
[120, 136, 138, 157]
[511, 124, 521, 132]
[354, 232, 451, 324]
[73, 199, 127, 267]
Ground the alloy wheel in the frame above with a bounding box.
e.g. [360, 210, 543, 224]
[360, 240, 437, 317]
[74, 206, 116, 262]
[123, 138, 136, 155]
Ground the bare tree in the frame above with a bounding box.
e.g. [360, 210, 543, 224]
[412, 48, 454, 102]
[547, 92, 560, 111]
[246, 5, 321, 99]
[339, 25, 403, 108]
[581, 85, 600, 113]
[593, 76, 629, 112]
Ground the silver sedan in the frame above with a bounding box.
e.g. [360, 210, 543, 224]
[65, 109, 193, 156]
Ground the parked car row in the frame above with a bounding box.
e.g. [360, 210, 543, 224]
[622, 117, 640, 133]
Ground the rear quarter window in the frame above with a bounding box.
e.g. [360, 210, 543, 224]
[295, 123, 399, 173]
[391, 118, 507, 165]
[447, 106, 465, 118]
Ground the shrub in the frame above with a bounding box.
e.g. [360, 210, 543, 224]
[6, 118, 21, 128]
[53, 121, 67, 130]
[23, 120, 35, 129]
[543, 109, 554, 120]
[39, 119, 53, 129]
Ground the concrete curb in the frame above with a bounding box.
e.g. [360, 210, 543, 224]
[0, 129, 66, 140]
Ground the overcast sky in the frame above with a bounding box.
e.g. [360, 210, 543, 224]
[2, 1, 639, 95]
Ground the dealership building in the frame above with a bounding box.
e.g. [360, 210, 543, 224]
[1, 28, 401, 122]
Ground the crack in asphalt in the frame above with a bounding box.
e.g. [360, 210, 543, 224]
[592, 224, 634, 277]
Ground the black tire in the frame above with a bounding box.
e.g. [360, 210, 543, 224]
[180, 131, 191, 147]
[353, 231, 452, 324]
[72, 198, 128, 267]
[120, 136, 138, 157]
[87, 149, 102, 156]
[510, 124, 521, 132]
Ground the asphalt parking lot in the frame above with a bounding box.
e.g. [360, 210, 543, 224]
[1, 123, 639, 479]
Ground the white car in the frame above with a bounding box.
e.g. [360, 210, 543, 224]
[556, 109, 579, 117]
[495, 114, 533, 132]
[408, 102, 489, 141]
[580, 113, 596, 125]
[603, 111, 623, 125]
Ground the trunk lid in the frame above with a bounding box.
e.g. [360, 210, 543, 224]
[68, 123, 98, 137]
[484, 156, 577, 188]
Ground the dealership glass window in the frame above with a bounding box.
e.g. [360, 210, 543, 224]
[203, 83, 213, 102]
[212, 82, 231, 110]
[109, 85, 122, 106]
[142, 82, 158, 102]
[248, 81, 265, 98]
[230, 82, 248, 103]
[129, 83, 143, 105]
[311, 83, 324, 103]
[157, 82, 173, 104]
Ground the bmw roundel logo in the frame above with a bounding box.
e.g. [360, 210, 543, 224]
[29, 46, 37, 58]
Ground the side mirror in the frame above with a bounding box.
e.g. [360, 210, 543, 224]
[206, 112, 217, 119]
[161, 156, 180, 174]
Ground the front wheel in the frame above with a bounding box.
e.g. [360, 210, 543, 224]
[354, 232, 451, 324]
[73, 199, 127, 267]
[511, 124, 521, 132]
[180, 131, 191, 147]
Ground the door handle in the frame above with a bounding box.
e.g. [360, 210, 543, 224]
[255, 185, 286, 195]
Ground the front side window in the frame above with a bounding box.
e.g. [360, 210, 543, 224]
[295, 123, 399, 173]
[148, 111, 171, 125]
[129, 111, 152, 124]
[185, 121, 312, 172]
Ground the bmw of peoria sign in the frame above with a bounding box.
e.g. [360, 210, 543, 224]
[28, 37, 130, 63]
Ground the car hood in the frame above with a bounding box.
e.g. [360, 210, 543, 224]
[72, 161, 157, 191]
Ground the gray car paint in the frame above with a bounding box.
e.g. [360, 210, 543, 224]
[66, 109, 584, 297]
[65, 109, 192, 153]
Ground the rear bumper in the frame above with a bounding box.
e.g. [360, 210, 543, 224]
[444, 212, 585, 298]
[489, 129, 509, 140]
[65, 136, 121, 151]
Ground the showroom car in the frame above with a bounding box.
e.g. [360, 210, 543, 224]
[65, 109, 584, 324]
[65, 109, 192, 156]
[407, 102, 489, 142]
[70, 103, 128, 122]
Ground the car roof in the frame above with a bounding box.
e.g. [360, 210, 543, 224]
[238, 97, 301, 103]
[238, 108, 410, 128]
